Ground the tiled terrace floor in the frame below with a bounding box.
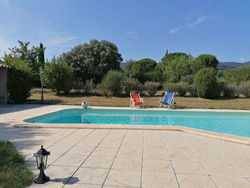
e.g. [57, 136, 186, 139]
[0, 105, 250, 188]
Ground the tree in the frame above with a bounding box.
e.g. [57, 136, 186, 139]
[3, 57, 33, 103]
[5, 41, 46, 87]
[194, 68, 218, 99]
[221, 65, 250, 85]
[36, 43, 45, 68]
[6, 41, 41, 71]
[43, 57, 74, 94]
[193, 54, 219, 73]
[158, 55, 193, 83]
[60, 39, 122, 83]
[160, 52, 188, 63]
[131, 58, 157, 83]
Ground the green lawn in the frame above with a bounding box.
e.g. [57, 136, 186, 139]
[0, 141, 34, 188]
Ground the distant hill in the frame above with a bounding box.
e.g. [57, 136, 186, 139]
[219, 61, 250, 71]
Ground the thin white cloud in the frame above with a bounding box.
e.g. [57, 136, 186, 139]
[169, 26, 185, 34]
[240, 57, 246, 61]
[169, 16, 209, 34]
[126, 31, 139, 39]
[187, 16, 208, 27]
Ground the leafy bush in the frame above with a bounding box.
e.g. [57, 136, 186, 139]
[123, 78, 144, 95]
[165, 82, 189, 96]
[238, 81, 250, 98]
[43, 58, 74, 94]
[99, 71, 124, 96]
[144, 69, 163, 82]
[84, 79, 95, 95]
[3, 57, 33, 103]
[180, 74, 194, 84]
[194, 68, 218, 99]
[144, 81, 159, 96]
[218, 83, 237, 98]
[188, 85, 198, 97]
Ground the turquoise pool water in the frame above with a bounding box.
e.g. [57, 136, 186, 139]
[25, 109, 250, 138]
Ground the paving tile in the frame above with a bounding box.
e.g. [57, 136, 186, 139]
[82, 156, 114, 169]
[104, 169, 140, 187]
[143, 148, 169, 160]
[172, 160, 208, 175]
[64, 183, 102, 188]
[168, 148, 198, 161]
[112, 157, 141, 171]
[202, 160, 242, 178]
[52, 154, 87, 167]
[68, 168, 108, 185]
[211, 176, 250, 188]
[103, 186, 137, 188]
[28, 181, 63, 188]
[143, 159, 172, 172]
[177, 174, 216, 188]
[92, 147, 117, 157]
[67, 146, 94, 156]
[232, 164, 250, 178]
[142, 170, 178, 188]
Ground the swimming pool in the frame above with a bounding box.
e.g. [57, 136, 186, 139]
[24, 108, 250, 138]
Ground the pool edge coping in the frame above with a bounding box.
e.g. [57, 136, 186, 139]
[10, 105, 250, 146]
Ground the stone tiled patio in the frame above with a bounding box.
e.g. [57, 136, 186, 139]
[1, 105, 250, 188]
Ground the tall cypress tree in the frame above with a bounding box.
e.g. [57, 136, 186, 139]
[38, 43, 45, 68]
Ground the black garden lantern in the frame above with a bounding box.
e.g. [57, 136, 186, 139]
[34, 145, 50, 184]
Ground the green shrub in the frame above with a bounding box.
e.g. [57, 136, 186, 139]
[194, 68, 218, 99]
[218, 83, 237, 98]
[43, 58, 74, 94]
[100, 71, 124, 96]
[144, 81, 159, 96]
[188, 85, 198, 97]
[238, 81, 250, 98]
[123, 78, 144, 95]
[165, 82, 189, 96]
[0, 141, 34, 188]
[84, 79, 95, 95]
[3, 57, 33, 103]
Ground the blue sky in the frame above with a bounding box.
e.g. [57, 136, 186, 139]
[0, 0, 250, 63]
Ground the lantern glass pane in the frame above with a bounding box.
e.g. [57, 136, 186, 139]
[44, 155, 48, 169]
[35, 156, 39, 169]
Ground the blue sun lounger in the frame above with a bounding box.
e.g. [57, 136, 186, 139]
[159, 92, 175, 108]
